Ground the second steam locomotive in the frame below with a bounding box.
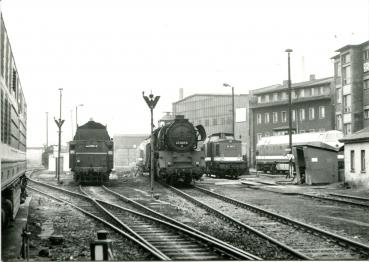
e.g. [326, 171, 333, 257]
[140, 115, 207, 185]
[69, 120, 113, 185]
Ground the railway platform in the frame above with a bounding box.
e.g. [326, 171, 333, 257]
[2, 196, 32, 261]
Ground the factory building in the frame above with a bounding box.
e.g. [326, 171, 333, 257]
[172, 94, 250, 161]
[249, 76, 335, 167]
[113, 134, 149, 169]
[332, 40, 369, 135]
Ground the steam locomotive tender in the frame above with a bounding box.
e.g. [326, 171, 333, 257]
[1, 14, 28, 227]
[69, 120, 113, 185]
[203, 133, 248, 178]
[147, 115, 206, 185]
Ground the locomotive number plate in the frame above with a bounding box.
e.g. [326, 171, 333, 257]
[175, 141, 188, 145]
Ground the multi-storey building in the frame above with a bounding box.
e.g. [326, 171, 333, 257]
[249, 75, 335, 166]
[172, 94, 250, 160]
[332, 40, 369, 135]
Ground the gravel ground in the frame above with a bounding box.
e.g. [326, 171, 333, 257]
[197, 176, 369, 246]
[26, 173, 154, 261]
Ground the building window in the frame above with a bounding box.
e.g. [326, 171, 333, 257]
[264, 95, 269, 103]
[342, 53, 350, 64]
[319, 128, 325, 132]
[299, 108, 305, 121]
[198, 119, 202, 125]
[226, 117, 232, 124]
[257, 96, 261, 103]
[221, 118, 225, 125]
[311, 87, 315, 96]
[342, 66, 351, 85]
[264, 113, 270, 124]
[257, 113, 262, 124]
[281, 111, 287, 123]
[361, 150, 366, 172]
[344, 123, 352, 135]
[257, 133, 263, 143]
[343, 95, 351, 113]
[292, 110, 296, 122]
[281, 92, 287, 100]
[212, 118, 217, 126]
[309, 107, 315, 120]
[336, 88, 342, 103]
[363, 50, 369, 61]
[319, 106, 325, 119]
[273, 112, 278, 123]
[364, 79, 369, 90]
[273, 93, 278, 102]
[336, 114, 342, 129]
[350, 150, 355, 172]
[205, 119, 209, 126]
[364, 109, 369, 120]
[299, 89, 305, 98]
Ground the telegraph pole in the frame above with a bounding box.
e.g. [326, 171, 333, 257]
[143, 91, 160, 197]
[286, 49, 293, 179]
[54, 88, 65, 184]
[46, 112, 49, 148]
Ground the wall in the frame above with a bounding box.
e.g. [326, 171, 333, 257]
[344, 141, 369, 188]
[26, 148, 43, 167]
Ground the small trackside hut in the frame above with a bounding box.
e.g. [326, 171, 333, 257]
[69, 120, 113, 185]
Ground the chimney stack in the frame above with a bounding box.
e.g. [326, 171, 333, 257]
[309, 74, 316, 81]
[179, 88, 184, 100]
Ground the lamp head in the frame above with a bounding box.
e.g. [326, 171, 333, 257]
[285, 49, 293, 53]
[223, 83, 230, 87]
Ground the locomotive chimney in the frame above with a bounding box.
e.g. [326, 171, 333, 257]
[179, 88, 184, 100]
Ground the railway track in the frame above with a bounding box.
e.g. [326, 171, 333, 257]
[80, 186, 260, 260]
[164, 183, 369, 260]
[301, 192, 369, 208]
[27, 178, 259, 260]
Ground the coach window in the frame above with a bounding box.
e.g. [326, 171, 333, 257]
[215, 144, 220, 156]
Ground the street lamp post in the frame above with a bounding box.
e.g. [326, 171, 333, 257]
[143, 92, 160, 197]
[54, 88, 65, 184]
[75, 104, 84, 130]
[285, 49, 293, 178]
[223, 83, 235, 136]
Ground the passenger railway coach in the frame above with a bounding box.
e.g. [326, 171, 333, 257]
[1, 14, 28, 227]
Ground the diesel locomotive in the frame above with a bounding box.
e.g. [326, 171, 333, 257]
[69, 120, 113, 185]
[1, 14, 28, 227]
[203, 133, 248, 178]
[141, 115, 206, 185]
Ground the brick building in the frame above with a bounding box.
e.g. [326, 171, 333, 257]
[332, 40, 369, 135]
[172, 94, 250, 160]
[249, 76, 335, 166]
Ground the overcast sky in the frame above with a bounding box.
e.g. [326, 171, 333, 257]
[1, 0, 368, 147]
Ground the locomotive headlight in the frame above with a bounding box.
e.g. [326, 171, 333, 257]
[167, 161, 172, 167]
[70, 150, 75, 154]
[195, 161, 200, 166]
[108, 151, 113, 155]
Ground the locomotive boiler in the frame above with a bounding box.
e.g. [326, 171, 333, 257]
[143, 115, 206, 185]
[203, 133, 248, 178]
[69, 120, 113, 185]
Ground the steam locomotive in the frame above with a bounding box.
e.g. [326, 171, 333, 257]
[1, 15, 28, 227]
[203, 133, 248, 178]
[69, 120, 113, 185]
[140, 115, 206, 185]
[256, 130, 344, 173]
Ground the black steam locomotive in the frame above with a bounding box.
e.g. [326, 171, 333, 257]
[203, 133, 248, 178]
[141, 115, 206, 185]
[69, 120, 113, 185]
